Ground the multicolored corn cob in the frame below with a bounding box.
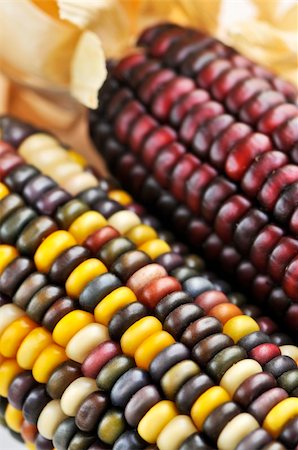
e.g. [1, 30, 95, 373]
[0, 117, 297, 450]
[89, 23, 298, 336]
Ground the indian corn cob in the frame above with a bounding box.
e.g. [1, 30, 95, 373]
[89, 23, 298, 336]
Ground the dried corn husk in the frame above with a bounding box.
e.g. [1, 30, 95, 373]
[0, 0, 296, 149]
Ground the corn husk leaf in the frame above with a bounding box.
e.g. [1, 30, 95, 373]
[70, 31, 107, 108]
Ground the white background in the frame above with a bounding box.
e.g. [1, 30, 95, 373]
[0, 425, 25, 450]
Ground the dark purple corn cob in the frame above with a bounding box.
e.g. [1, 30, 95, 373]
[90, 23, 298, 333]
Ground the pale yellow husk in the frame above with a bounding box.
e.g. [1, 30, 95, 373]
[0, 0, 296, 150]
